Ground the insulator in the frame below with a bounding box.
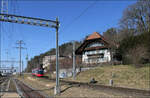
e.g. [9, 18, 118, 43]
[21, 18, 24, 23]
[40, 20, 42, 25]
[8, 16, 11, 20]
[15, 17, 18, 22]
[33, 20, 36, 25]
[46, 21, 49, 27]
[27, 19, 31, 24]
[0, 15, 4, 20]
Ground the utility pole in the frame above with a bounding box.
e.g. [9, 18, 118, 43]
[72, 41, 76, 80]
[15, 40, 26, 76]
[0, 22, 1, 71]
[11, 58, 15, 73]
[55, 17, 60, 95]
[0, 21, 1, 70]
[26, 54, 28, 66]
[25, 54, 28, 75]
[21, 61, 23, 73]
[22, 61, 24, 78]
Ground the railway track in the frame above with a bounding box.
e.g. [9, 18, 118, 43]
[0, 77, 10, 92]
[0, 77, 10, 97]
[62, 80, 150, 97]
[14, 79, 46, 98]
[1, 76, 46, 97]
[37, 76, 150, 97]
[0, 77, 8, 84]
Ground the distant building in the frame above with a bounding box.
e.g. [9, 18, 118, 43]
[42, 55, 69, 72]
[75, 32, 112, 64]
[43, 55, 55, 70]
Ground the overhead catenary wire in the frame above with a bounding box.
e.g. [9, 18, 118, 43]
[0, 0, 12, 68]
[15, 40, 26, 76]
[62, 0, 98, 32]
[7, 0, 27, 69]
[0, 0, 9, 69]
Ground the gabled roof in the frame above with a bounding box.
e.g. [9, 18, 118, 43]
[75, 32, 109, 55]
[86, 32, 102, 40]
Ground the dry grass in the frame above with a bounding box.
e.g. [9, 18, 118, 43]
[16, 64, 149, 97]
[17, 75, 55, 97]
[57, 85, 117, 97]
[17, 75, 121, 97]
[65, 64, 150, 90]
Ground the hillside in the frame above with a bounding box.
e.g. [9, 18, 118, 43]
[25, 41, 81, 72]
[65, 64, 150, 90]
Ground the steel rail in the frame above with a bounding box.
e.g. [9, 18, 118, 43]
[14, 79, 46, 98]
[13, 78, 24, 97]
[18, 79, 49, 98]
[36, 76, 150, 97]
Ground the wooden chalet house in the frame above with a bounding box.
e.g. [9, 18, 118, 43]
[75, 32, 113, 64]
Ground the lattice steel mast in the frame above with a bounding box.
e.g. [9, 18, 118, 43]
[0, 13, 60, 95]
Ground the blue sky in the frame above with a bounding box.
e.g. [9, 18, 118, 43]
[0, 0, 136, 69]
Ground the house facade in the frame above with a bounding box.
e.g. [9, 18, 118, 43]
[43, 55, 56, 70]
[42, 55, 70, 72]
[76, 32, 112, 64]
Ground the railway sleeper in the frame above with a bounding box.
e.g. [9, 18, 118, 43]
[13, 79, 47, 98]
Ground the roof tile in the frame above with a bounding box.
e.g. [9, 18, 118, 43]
[86, 32, 102, 40]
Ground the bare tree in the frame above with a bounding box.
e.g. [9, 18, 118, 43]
[103, 28, 119, 44]
[120, 0, 150, 34]
[125, 45, 148, 65]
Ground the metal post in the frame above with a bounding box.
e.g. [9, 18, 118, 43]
[26, 54, 28, 67]
[55, 17, 60, 95]
[0, 23, 1, 70]
[11, 58, 14, 73]
[72, 41, 76, 79]
[21, 61, 23, 73]
[0, 21, 1, 94]
[0, 0, 3, 71]
[19, 41, 21, 76]
[22, 61, 24, 78]
[16, 40, 25, 76]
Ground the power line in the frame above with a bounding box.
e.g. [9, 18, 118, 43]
[0, 0, 9, 69]
[15, 40, 26, 76]
[62, 0, 98, 32]
[5, 49, 9, 61]
[0, 6, 60, 95]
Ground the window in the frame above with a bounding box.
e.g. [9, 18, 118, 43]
[38, 70, 44, 74]
[99, 53, 104, 58]
[87, 42, 104, 48]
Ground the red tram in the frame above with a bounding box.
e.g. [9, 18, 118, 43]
[32, 68, 44, 77]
